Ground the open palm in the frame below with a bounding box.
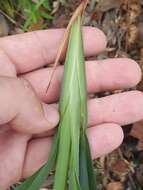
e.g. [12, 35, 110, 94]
[0, 27, 142, 189]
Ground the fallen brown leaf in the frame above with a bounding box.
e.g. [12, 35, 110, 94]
[125, 0, 141, 49]
[130, 121, 143, 151]
[112, 160, 129, 174]
[130, 121, 143, 140]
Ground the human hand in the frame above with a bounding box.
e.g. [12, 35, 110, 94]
[0, 27, 142, 189]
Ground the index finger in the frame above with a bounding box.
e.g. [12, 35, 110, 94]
[0, 27, 107, 73]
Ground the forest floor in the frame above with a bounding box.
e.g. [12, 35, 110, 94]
[0, 0, 143, 190]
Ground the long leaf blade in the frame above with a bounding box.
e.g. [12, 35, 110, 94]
[53, 16, 84, 190]
[15, 134, 59, 190]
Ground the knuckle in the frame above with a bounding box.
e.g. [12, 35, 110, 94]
[18, 78, 35, 95]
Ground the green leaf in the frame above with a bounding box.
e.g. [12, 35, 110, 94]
[43, 0, 51, 11]
[79, 134, 96, 190]
[0, 0, 15, 18]
[53, 117, 71, 190]
[34, 0, 46, 10]
[15, 133, 59, 190]
[15, 9, 96, 190]
[53, 16, 84, 190]
[40, 11, 53, 20]
[79, 134, 90, 190]
[85, 135, 96, 189]
[69, 170, 81, 190]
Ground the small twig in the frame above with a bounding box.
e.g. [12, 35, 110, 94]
[46, 0, 89, 93]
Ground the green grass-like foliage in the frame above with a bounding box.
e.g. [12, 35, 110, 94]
[15, 15, 96, 190]
[17, 0, 52, 31]
[0, 0, 15, 18]
[0, 0, 52, 31]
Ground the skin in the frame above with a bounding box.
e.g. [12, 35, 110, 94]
[0, 27, 142, 189]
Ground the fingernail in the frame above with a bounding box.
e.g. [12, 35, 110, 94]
[42, 103, 59, 127]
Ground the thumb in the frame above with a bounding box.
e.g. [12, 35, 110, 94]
[0, 76, 59, 134]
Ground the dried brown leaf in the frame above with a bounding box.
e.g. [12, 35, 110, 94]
[125, 0, 141, 49]
[130, 121, 143, 141]
[46, 0, 89, 92]
[130, 121, 143, 150]
[112, 160, 129, 175]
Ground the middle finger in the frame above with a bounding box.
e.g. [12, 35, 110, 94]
[34, 90, 143, 139]
[22, 58, 141, 103]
